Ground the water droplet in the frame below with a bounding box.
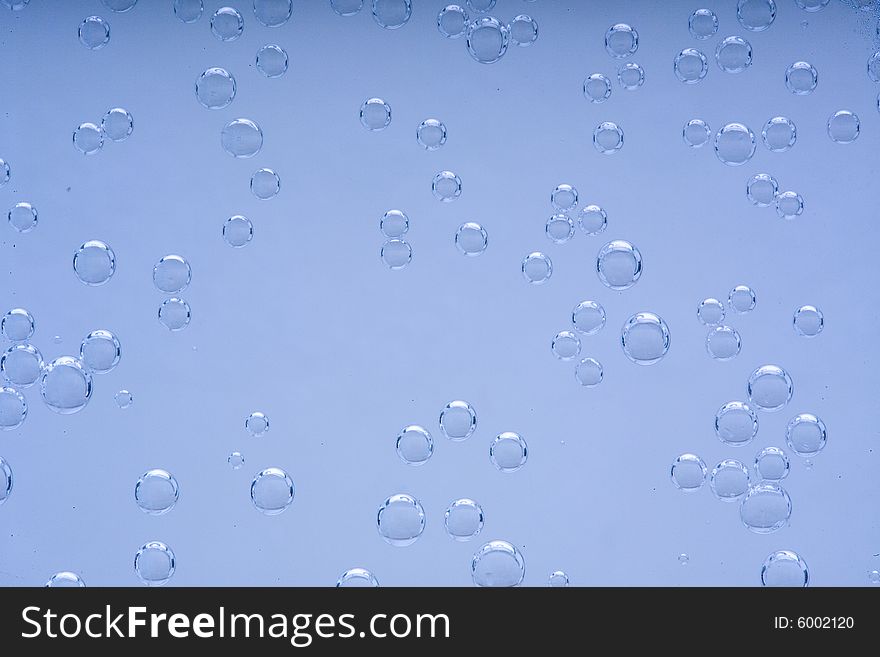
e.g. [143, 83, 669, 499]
[380, 210, 408, 238]
[0, 387, 27, 431]
[195, 68, 236, 110]
[45, 572, 86, 588]
[709, 459, 751, 501]
[521, 252, 552, 284]
[432, 170, 462, 201]
[572, 301, 605, 335]
[755, 446, 790, 480]
[471, 540, 525, 587]
[785, 413, 826, 456]
[437, 4, 468, 38]
[79, 16, 111, 49]
[380, 239, 412, 270]
[115, 389, 133, 409]
[153, 255, 191, 294]
[746, 173, 779, 206]
[574, 357, 603, 387]
[551, 183, 578, 211]
[715, 401, 759, 446]
[741, 482, 791, 533]
[775, 191, 804, 218]
[546, 214, 575, 243]
[0, 158, 9, 187]
[0, 456, 12, 504]
[714, 123, 756, 166]
[73, 123, 104, 155]
[617, 62, 645, 89]
[455, 222, 488, 256]
[597, 240, 641, 290]
[748, 365, 793, 412]
[715, 35, 753, 73]
[396, 425, 434, 465]
[548, 570, 570, 587]
[7, 201, 37, 233]
[466, 16, 509, 63]
[445, 498, 484, 541]
[134, 541, 175, 586]
[223, 215, 254, 248]
[728, 285, 756, 313]
[211, 6, 244, 41]
[583, 73, 612, 103]
[593, 121, 624, 154]
[173, 0, 203, 23]
[551, 330, 581, 361]
[706, 325, 742, 361]
[761, 550, 808, 587]
[827, 110, 860, 143]
[228, 451, 245, 469]
[1, 309, 35, 342]
[135, 469, 179, 515]
[40, 356, 92, 415]
[250, 168, 281, 200]
[605, 23, 638, 58]
[793, 305, 823, 337]
[697, 298, 725, 326]
[372, 0, 412, 29]
[762, 116, 796, 151]
[377, 493, 425, 546]
[256, 44, 289, 78]
[670, 453, 707, 492]
[158, 298, 192, 331]
[221, 118, 263, 158]
[416, 118, 447, 150]
[736, 0, 777, 31]
[689, 8, 718, 39]
[251, 467, 295, 515]
[674, 48, 709, 83]
[337, 568, 379, 587]
[72, 240, 117, 286]
[785, 61, 818, 94]
[245, 411, 269, 437]
[253, 0, 292, 27]
[683, 118, 711, 147]
[438, 400, 477, 441]
[79, 329, 121, 373]
[509, 14, 538, 46]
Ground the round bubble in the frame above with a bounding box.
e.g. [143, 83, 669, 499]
[377, 493, 425, 546]
[545, 214, 575, 243]
[490, 432, 528, 472]
[245, 411, 269, 437]
[593, 122, 624, 154]
[211, 7, 244, 41]
[605, 23, 638, 58]
[552, 330, 581, 361]
[740, 482, 791, 533]
[714, 123, 756, 166]
[674, 48, 709, 83]
[746, 173, 779, 206]
[223, 215, 254, 248]
[583, 73, 612, 103]
[79, 16, 110, 49]
[551, 183, 578, 211]
[195, 68, 236, 110]
[706, 325, 741, 361]
[597, 240, 641, 290]
[785, 61, 818, 94]
[101, 0, 136, 10]
[715, 36, 752, 73]
[439, 400, 477, 441]
[101, 108, 133, 142]
[466, 0, 495, 10]
[572, 300, 605, 335]
[761, 550, 809, 587]
[251, 168, 281, 200]
[40, 356, 92, 415]
[221, 118, 263, 158]
[621, 313, 670, 365]
[785, 413, 826, 456]
[158, 298, 192, 331]
[437, 4, 468, 38]
[135, 469, 179, 515]
[471, 540, 525, 587]
[775, 191, 804, 219]
[1, 345, 41, 388]
[794, 0, 829, 9]
[548, 571, 570, 587]
[331, 0, 363, 17]
[251, 467, 295, 514]
[715, 401, 759, 446]
[432, 171, 462, 201]
[689, 8, 718, 39]
[617, 62, 645, 89]
[521, 252, 552, 284]
[827, 110, 860, 143]
[762, 116, 797, 152]
[380, 239, 412, 270]
[575, 357, 603, 387]
[748, 365, 793, 412]
[466, 16, 509, 64]
[73, 123, 104, 155]
[372, 0, 412, 29]
[697, 298, 725, 325]
[445, 498, 484, 541]
[174, 0, 203, 23]
[380, 210, 408, 238]
[79, 330, 121, 373]
[455, 222, 488, 256]
[683, 118, 711, 147]
[73, 240, 116, 286]
[45, 572, 86, 588]
[253, 0, 292, 27]
[0, 159, 9, 187]
[7, 202, 37, 233]
[576, 205, 607, 235]
[2, 309, 35, 342]
[755, 446, 790, 480]
[228, 451, 244, 469]
[709, 459, 751, 501]
[0, 456, 11, 504]
[736, 0, 776, 31]
[336, 568, 379, 587]
[396, 425, 434, 466]
[416, 119, 447, 150]
[670, 454, 707, 492]
[153, 255, 191, 294]
[115, 389, 133, 409]
[729, 284, 756, 313]
[256, 44, 289, 78]
[509, 14, 538, 46]
[134, 541, 175, 586]
[0, 387, 27, 431]
[793, 305, 823, 337]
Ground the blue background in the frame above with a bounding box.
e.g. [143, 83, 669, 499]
[1, 0, 879, 586]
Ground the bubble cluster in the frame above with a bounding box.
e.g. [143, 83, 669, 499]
[445, 498, 484, 541]
[377, 493, 425, 546]
[761, 550, 809, 587]
[471, 540, 525, 587]
[489, 432, 528, 472]
[251, 467, 295, 515]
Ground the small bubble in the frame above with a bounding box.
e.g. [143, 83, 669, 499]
[0, 387, 27, 431]
[250, 168, 281, 200]
[728, 285, 756, 313]
[223, 215, 254, 248]
[377, 493, 425, 546]
[747, 365, 793, 412]
[621, 312, 670, 365]
[195, 68, 236, 110]
[173, 0, 203, 23]
[455, 222, 488, 256]
[221, 118, 263, 158]
[134, 541, 175, 586]
[617, 62, 645, 89]
[793, 305, 823, 337]
[572, 300, 606, 335]
[709, 459, 751, 501]
[794, 0, 829, 9]
[79, 16, 111, 50]
[775, 191, 804, 219]
[521, 252, 552, 284]
[40, 356, 92, 415]
[761, 550, 808, 587]
[715, 36, 753, 73]
[785, 61, 818, 94]
[706, 325, 742, 361]
[45, 572, 86, 588]
[245, 411, 270, 437]
[115, 389, 133, 409]
[678, 553, 690, 565]
[746, 173, 779, 207]
[509, 14, 538, 46]
[714, 123, 756, 166]
[785, 413, 826, 456]
[597, 240, 641, 290]
[715, 401, 759, 446]
[670, 453, 707, 492]
[466, 0, 495, 11]
[158, 298, 192, 331]
[211, 6, 244, 41]
[380, 239, 412, 270]
[437, 4, 469, 38]
[153, 255, 191, 294]
[674, 48, 709, 83]
[253, 0, 292, 28]
[741, 482, 792, 534]
[0, 159, 9, 187]
[583, 73, 612, 103]
[72, 123, 104, 155]
[101, 108, 133, 142]
[228, 451, 245, 469]
[593, 122, 624, 154]
[371, 0, 412, 29]
[396, 425, 434, 466]
[689, 8, 718, 39]
[605, 23, 638, 58]
[683, 119, 711, 147]
[697, 298, 725, 326]
[576, 205, 607, 235]
[79, 329, 121, 373]
[490, 432, 528, 472]
[574, 357, 603, 387]
[416, 119, 447, 150]
[445, 498, 484, 541]
[762, 116, 797, 152]
[545, 214, 575, 243]
[736, 0, 777, 31]
[827, 110, 860, 144]
[548, 570, 570, 587]
[1, 309, 35, 342]
[251, 467, 295, 515]
[432, 170, 462, 201]
[466, 16, 509, 63]
[336, 568, 379, 587]
[472, 540, 525, 587]
[256, 44, 289, 78]
[755, 446, 790, 480]
[7, 202, 37, 233]
[380, 210, 409, 238]
[868, 569, 880, 585]
[439, 400, 477, 441]
[0, 457, 11, 506]
[552, 330, 581, 361]
[551, 184, 578, 211]
[134, 469, 179, 515]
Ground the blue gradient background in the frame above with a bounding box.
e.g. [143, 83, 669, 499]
[1, 0, 878, 586]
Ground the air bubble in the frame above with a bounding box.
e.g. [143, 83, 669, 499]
[135, 469, 179, 515]
[755, 446, 790, 480]
[336, 568, 379, 587]
[490, 432, 528, 472]
[331, 0, 363, 17]
[211, 6, 244, 41]
[73, 123, 104, 155]
[253, 0, 292, 27]
[466, 17, 509, 64]
[593, 122, 624, 154]
[785, 413, 826, 456]
[228, 451, 244, 469]
[251, 467, 295, 514]
[521, 252, 552, 284]
[576, 205, 607, 235]
[868, 51, 880, 82]
[622, 312, 670, 365]
[706, 325, 741, 361]
[416, 119, 447, 150]
[437, 4, 468, 38]
[785, 61, 818, 94]
[380, 210, 408, 238]
[617, 62, 645, 89]
[134, 541, 175, 586]
[597, 240, 641, 290]
[715, 401, 759, 446]
[115, 389, 133, 409]
[736, 0, 777, 31]
[552, 330, 581, 361]
[697, 298, 725, 326]
[245, 411, 269, 437]
[827, 110, 860, 143]
[466, 0, 495, 11]
[605, 23, 638, 58]
[714, 123, 756, 166]
[775, 191, 804, 219]
[40, 356, 92, 415]
[439, 400, 477, 441]
[45, 572, 86, 588]
[256, 44, 289, 78]
[471, 540, 525, 587]
[574, 358, 603, 387]
[79, 16, 111, 49]
[73, 240, 116, 286]
[371, 0, 412, 29]
[0, 456, 11, 503]
[250, 168, 281, 200]
[0, 387, 27, 431]
[153, 255, 191, 294]
[101, 108, 133, 143]
[223, 215, 254, 248]
[572, 301, 606, 335]
[670, 454, 707, 492]
[747, 365, 793, 412]
[455, 222, 488, 256]
[174, 0, 203, 23]
[793, 305, 823, 337]
[158, 298, 192, 331]
[761, 550, 809, 587]
[688, 8, 718, 39]
[762, 116, 797, 152]
[509, 15, 538, 46]
[729, 285, 756, 313]
[221, 118, 263, 158]
[683, 119, 711, 147]
[740, 482, 791, 533]
[551, 184, 578, 211]
[79, 329, 121, 373]
[794, 0, 828, 9]
[545, 214, 575, 243]
[746, 173, 779, 206]
[709, 459, 751, 501]
[381, 239, 412, 270]
[674, 48, 709, 83]
[583, 74, 612, 103]
[195, 68, 236, 110]
[7, 202, 37, 233]
[0, 159, 9, 187]
[1, 309, 35, 342]
[715, 36, 752, 73]
[1, 345, 41, 388]
[432, 170, 462, 201]
[445, 498, 484, 541]
[377, 493, 425, 546]
[396, 425, 434, 466]
[548, 571, 569, 587]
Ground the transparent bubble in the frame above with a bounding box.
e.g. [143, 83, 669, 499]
[617, 62, 645, 89]
[73, 240, 116, 286]
[72, 123, 104, 155]
[466, 0, 495, 10]
[245, 411, 269, 437]
[0, 387, 27, 431]
[793, 305, 823, 337]
[101, 107, 133, 142]
[683, 118, 711, 147]
[134, 469, 180, 515]
[597, 240, 641, 290]
[869, 569, 880, 585]
[251, 467, 295, 515]
[545, 214, 575, 243]
[572, 300, 606, 335]
[134, 541, 175, 586]
[377, 493, 425, 546]
[79, 330, 121, 373]
[736, 0, 777, 31]
[706, 325, 741, 361]
[256, 44, 289, 78]
[195, 68, 236, 110]
[380, 239, 412, 270]
[709, 459, 751, 501]
[372, 0, 412, 29]
[1, 0, 28, 9]
[689, 8, 718, 39]
[490, 431, 528, 472]
[755, 446, 790, 480]
[574, 357, 603, 387]
[678, 553, 690, 565]
[445, 498, 484, 541]
[509, 14, 538, 46]
[115, 389, 133, 409]
[674, 48, 709, 83]
[45, 572, 86, 588]
[102, 0, 137, 10]
[576, 205, 607, 236]
[715, 401, 759, 446]
[785, 413, 826, 456]
[331, 0, 363, 17]
[223, 215, 254, 248]
[253, 0, 292, 27]
[551, 330, 581, 361]
[0, 456, 11, 504]
[153, 255, 191, 294]
[439, 400, 477, 441]
[250, 168, 281, 200]
[715, 35, 752, 73]
[471, 540, 525, 587]
[785, 61, 818, 94]
[670, 453, 707, 492]
[761, 550, 809, 587]
[79, 16, 110, 49]
[521, 252, 552, 284]
[794, 0, 829, 9]
[7, 202, 37, 233]
[396, 425, 434, 466]
[869, 51, 880, 82]
[466, 16, 509, 64]
[740, 482, 791, 533]
[211, 6, 244, 41]
[416, 119, 447, 150]
[173, 0, 203, 23]
[337, 568, 379, 587]
[2, 309, 35, 342]
[548, 570, 570, 587]
[748, 365, 793, 412]
[762, 116, 797, 152]
[621, 313, 670, 365]
[221, 118, 263, 158]
[0, 158, 9, 187]
[605, 23, 638, 58]
[158, 298, 192, 331]
[827, 110, 860, 144]
[380, 210, 408, 238]
[697, 298, 725, 326]
[593, 122, 624, 154]
[728, 285, 756, 313]
[746, 173, 779, 206]
[455, 222, 488, 256]
[775, 191, 804, 219]
[583, 73, 612, 103]
[551, 184, 578, 211]
[228, 451, 245, 469]
[40, 356, 92, 415]
[437, 4, 469, 38]
[714, 123, 756, 166]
